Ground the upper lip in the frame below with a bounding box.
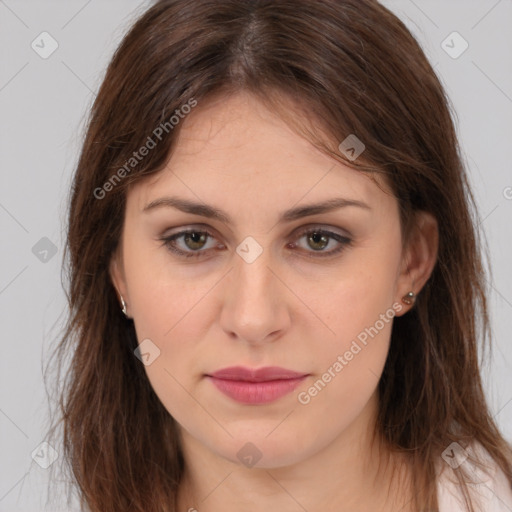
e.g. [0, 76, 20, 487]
[207, 366, 308, 382]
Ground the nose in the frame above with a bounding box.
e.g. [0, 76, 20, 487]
[219, 245, 291, 345]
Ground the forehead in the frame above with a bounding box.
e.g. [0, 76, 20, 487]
[129, 92, 394, 220]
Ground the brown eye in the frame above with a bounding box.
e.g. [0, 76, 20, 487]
[306, 232, 330, 251]
[160, 229, 220, 259]
[182, 232, 208, 250]
[160, 226, 352, 260]
[290, 228, 353, 258]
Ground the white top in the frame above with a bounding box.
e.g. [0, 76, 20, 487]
[437, 443, 512, 511]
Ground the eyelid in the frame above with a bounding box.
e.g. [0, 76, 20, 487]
[160, 222, 352, 241]
[290, 222, 352, 239]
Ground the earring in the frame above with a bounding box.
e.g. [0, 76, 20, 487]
[120, 295, 128, 316]
[401, 291, 415, 305]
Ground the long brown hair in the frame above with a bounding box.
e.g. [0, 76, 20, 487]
[44, 0, 512, 510]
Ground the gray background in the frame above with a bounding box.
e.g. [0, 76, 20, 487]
[0, 1, 511, 510]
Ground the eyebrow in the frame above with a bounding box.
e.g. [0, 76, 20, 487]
[142, 196, 371, 223]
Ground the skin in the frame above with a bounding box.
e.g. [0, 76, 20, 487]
[110, 91, 438, 511]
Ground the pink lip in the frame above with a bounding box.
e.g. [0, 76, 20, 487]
[206, 366, 309, 404]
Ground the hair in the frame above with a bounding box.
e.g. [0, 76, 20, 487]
[43, 0, 512, 511]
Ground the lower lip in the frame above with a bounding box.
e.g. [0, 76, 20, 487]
[207, 376, 308, 404]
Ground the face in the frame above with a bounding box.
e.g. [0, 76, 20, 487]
[110, 91, 434, 469]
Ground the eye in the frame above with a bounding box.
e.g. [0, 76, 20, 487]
[159, 228, 222, 259]
[159, 226, 352, 259]
[289, 227, 352, 258]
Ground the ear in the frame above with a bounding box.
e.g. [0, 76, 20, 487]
[109, 248, 130, 314]
[395, 210, 438, 315]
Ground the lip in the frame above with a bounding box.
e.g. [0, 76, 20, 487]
[205, 366, 309, 404]
[208, 366, 307, 382]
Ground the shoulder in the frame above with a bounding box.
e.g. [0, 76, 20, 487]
[436, 441, 512, 512]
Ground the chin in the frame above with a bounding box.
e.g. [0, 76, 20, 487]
[200, 429, 316, 470]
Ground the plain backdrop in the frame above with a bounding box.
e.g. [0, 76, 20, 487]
[0, 1, 511, 510]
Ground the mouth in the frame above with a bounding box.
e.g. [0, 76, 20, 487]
[205, 366, 309, 404]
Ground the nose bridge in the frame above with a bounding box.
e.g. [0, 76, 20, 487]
[235, 249, 272, 302]
[220, 242, 289, 343]
[234, 235, 275, 298]
[232, 246, 276, 316]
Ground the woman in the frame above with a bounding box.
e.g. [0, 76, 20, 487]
[45, 0, 512, 510]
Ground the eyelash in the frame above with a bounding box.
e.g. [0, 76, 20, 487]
[158, 226, 353, 260]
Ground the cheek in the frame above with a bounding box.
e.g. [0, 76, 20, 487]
[120, 241, 206, 390]
[127, 268, 212, 424]
[124, 237, 211, 337]
[295, 242, 401, 401]
[302, 251, 400, 348]
[295, 301, 394, 432]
